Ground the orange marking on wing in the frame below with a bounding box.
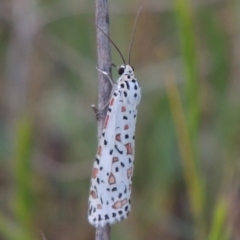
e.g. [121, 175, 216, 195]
[124, 124, 129, 130]
[122, 199, 127, 205]
[103, 115, 110, 129]
[112, 198, 127, 209]
[121, 106, 126, 112]
[97, 204, 102, 209]
[112, 157, 119, 163]
[127, 167, 133, 178]
[97, 146, 102, 156]
[110, 98, 115, 106]
[108, 173, 116, 185]
[116, 134, 121, 141]
[125, 143, 132, 155]
[112, 201, 121, 209]
[90, 190, 97, 199]
[92, 168, 98, 178]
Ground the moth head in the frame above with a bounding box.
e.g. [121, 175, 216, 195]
[118, 65, 134, 76]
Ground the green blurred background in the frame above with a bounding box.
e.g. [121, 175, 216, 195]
[0, 0, 240, 239]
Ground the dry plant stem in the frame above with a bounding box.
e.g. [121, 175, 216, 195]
[96, 225, 111, 240]
[95, 0, 112, 239]
[95, 0, 112, 132]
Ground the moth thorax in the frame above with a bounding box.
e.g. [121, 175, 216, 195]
[118, 65, 134, 76]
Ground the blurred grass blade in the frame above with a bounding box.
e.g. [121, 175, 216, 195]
[0, 212, 24, 240]
[12, 114, 35, 240]
[174, 0, 200, 143]
[208, 197, 229, 240]
[165, 73, 205, 239]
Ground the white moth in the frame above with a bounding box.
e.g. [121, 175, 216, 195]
[88, 8, 142, 227]
[88, 64, 141, 227]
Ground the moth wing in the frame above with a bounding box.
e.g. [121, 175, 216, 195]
[88, 78, 141, 227]
[127, 79, 141, 105]
[88, 89, 121, 226]
[101, 82, 139, 224]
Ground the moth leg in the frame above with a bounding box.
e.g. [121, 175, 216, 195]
[91, 97, 111, 120]
[93, 66, 116, 120]
[91, 104, 103, 121]
[96, 66, 114, 86]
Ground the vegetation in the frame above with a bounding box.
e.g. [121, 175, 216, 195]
[0, 0, 239, 239]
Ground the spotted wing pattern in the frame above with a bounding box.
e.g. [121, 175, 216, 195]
[88, 65, 141, 227]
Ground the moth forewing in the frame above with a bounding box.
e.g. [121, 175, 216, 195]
[88, 65, 141, 227]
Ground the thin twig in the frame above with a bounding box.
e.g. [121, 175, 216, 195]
[95, 0, 112, 135]
[95, 0, 112, 239]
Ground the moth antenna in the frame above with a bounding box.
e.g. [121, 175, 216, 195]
[128, 6, 142, 65]
[96, 25, 126, 65]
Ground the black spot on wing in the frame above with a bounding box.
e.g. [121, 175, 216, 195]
[115, 145, 123, 154]
[125, 81, 130, 89]
[89, 206, 92, 215]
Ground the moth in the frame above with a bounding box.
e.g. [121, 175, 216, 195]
[88, 8, 142, 227]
